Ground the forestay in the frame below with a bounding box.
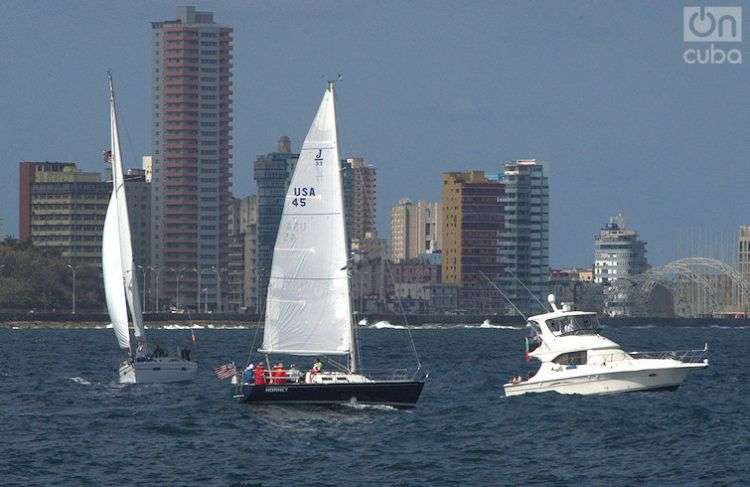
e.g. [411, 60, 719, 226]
[261, 84, 352, 356]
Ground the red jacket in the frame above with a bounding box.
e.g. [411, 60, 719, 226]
[253, 366, 266, 385]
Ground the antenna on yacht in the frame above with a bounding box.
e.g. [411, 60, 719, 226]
[506, 268, 552, 312]
[479, 271, 528, 321]
[547, 294, 560, 312]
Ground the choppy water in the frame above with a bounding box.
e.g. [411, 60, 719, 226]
[1, 325, 748, 486]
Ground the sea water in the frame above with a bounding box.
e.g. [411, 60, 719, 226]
[0, 325, 747, 485]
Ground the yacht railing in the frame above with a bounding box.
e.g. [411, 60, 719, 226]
[628, 347, 709, 364]
[357, 367, 428, 381]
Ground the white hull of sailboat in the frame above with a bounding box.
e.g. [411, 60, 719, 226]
[119, 359, 198, 384]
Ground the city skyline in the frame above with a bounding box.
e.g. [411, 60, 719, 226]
[1, 2, 748, 267]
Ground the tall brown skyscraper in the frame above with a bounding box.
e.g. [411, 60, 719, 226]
[150, 6, 233, 311]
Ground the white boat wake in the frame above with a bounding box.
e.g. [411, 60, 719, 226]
[69, 377, 92, 386]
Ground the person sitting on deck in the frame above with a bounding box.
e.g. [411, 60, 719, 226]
[253, 362, 267, 385]
[271, 362, 288, 384]
[312, 358, 323, 373]
[242, 363, 255, 384]
[287, 364, 301, 383]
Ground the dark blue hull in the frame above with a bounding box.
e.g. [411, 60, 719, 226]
[238, 380, 425, 409]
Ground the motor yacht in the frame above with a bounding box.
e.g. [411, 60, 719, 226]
[504, 295, 708, 396]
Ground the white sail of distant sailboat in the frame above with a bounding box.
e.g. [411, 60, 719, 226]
[260, 83, 354, 361]
[102, 72, 145, 352]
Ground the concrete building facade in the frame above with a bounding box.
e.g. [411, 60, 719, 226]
[341, 157, 377, 242]
[441, 170, 505, 312]
[150, 6, 234, 311]
[389, 199, 441, 262]
[498, 159, 549, 315]
[226, 195, 257, 312]
[18, 161, 150, 270]
[739, 226, 750, 283]
[594, 214, 648, 316]
[253, 136, 298, 310]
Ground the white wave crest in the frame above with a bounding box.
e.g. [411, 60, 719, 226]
[69, 377, 92, 386]
[162, 324, 206, 330]
[369, 321, 407, 329]
[343, 399, 398, 411]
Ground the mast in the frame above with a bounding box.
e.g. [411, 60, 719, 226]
[330, 79, 358, 373]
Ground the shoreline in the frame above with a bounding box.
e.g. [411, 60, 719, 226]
[2, 316, 749, 329]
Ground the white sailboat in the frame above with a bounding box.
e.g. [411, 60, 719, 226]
[103, 72, 197, 384]
[235, 82, 425, 407]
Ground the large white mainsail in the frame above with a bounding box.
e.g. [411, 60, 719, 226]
[102, 73, 145, 351]
[103, 192, 130, 350]
[261, 83, 353, 358]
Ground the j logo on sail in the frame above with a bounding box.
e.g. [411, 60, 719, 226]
[314, 149, 324, 166]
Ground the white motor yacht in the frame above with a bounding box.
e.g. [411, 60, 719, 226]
[504, 295, 708, 396]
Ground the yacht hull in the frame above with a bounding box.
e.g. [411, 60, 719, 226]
[238, 380, 425, 408]
[504, 364, 706, 397]
[119, 359, 198, 384]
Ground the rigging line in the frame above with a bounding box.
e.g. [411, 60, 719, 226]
[506, 267, 550, 313]
[384, 258, 422, 370]
[246, 269, 267, 367]
[478, 271, 528, 321]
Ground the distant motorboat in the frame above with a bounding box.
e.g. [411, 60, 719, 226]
[504, 295, 708, 396]
[102, 72, 196, 384]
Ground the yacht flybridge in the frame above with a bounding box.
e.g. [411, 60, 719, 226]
[234, 82, 425, 408]
[504, 295, 708, 396]
[103, 72, 197, 384]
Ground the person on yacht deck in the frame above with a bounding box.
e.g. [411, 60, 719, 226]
[312, 358, 323, 373]
[242, 363, 254, 384]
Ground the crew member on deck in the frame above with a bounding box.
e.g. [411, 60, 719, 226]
[242, 363, 255, 384]
[253, 362, 267, 385]
[271, 362, 288, 384]
[312, 358, 323, 373]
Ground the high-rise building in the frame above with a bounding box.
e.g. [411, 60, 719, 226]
[18, 161, 150, 269]
[19, 162, 108, 266]
[389, 199, 441, 262]
[226, 195, 257, 312]
[341, 157, 377, 242]
[498, 159, 549, 315]
[441, 171, 505, 312]
[594, 215, 648, 285]
[124, 168, 151, 272]
[738, 226, 750, 312]
[150, 6, 234, 311]
[253, 136, 299, 310]
[594, 214, 648, 316]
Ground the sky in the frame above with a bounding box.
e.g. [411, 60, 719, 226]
[0, 1, 748, 266]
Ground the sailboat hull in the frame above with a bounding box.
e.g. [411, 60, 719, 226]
[238, 380, 425, 408]
[119, 359, 197, 384]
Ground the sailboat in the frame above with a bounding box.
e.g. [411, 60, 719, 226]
[103, 72, 197, 384]
[235, 82, 426, 408]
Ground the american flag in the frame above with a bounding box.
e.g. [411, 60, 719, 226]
[213, 362, 236, 380]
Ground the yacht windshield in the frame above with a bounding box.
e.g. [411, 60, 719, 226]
[546, 315, 600, 336]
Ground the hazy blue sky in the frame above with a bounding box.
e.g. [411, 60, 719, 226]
[1, 1, 748, 266]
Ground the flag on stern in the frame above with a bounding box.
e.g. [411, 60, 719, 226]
[213, 362, 237, 380]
